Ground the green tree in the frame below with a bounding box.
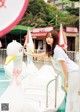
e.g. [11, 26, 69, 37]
[62, 0, 79, 29]
[19, 0, 79, 29]
[57, 0, 79, 29]
[69, 0, 79, 1]
[20, 0, 59, 27]
[65, 7, 79, 16]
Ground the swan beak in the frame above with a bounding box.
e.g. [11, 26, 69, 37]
[5, 56, 17, 65]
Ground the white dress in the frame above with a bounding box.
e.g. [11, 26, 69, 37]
[52, 45, 80, 112]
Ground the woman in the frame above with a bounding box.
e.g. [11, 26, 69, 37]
[46, 30, 80, 112]
[24, 30, 80, 112]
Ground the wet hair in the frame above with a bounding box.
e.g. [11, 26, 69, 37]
[46, 30, 59, 57]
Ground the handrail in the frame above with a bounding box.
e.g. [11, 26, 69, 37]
[46, 75, 59, 108]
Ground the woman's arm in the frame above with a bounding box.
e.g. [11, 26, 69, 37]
[23, 48, 46, 58]
[59, 60, 68, 87]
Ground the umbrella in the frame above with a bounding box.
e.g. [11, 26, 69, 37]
[0, 41, 2, 48]
[24, 28, 34, 48]
[59, 24, 67, 51]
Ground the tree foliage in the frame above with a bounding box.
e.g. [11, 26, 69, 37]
[19, 0, 79, 29]
[69, 0, 79, 1]
[65, 7, 79, 16]
[61, 0, 79, 3]
[62, 0, 79, 29]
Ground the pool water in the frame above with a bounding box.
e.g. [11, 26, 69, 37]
[0, 67, 10, 96]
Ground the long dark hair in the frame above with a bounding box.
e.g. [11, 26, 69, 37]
[46, 30, 59, 57]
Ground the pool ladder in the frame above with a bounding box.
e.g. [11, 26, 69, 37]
[46, 75, 58, 110]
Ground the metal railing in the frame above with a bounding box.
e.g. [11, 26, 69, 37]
[66, 51, 79, 64]
[0, 49, 79, 66]
[0, 49, 7, 66]
[46, 78, 56, 108]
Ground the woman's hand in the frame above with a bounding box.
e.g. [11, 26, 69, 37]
[22, 48, 26, 55]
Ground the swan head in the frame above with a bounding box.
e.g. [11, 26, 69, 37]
[5, 40, 23, 65]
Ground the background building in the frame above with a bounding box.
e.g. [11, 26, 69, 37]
[44, 0, 80, 9]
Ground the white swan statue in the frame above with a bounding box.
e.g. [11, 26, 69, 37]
[0, 40, 37, 112]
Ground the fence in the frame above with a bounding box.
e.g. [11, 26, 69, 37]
[0, 49, 7, 66]
[0, 49, 79, 67]
[66, 51, 79, 64]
